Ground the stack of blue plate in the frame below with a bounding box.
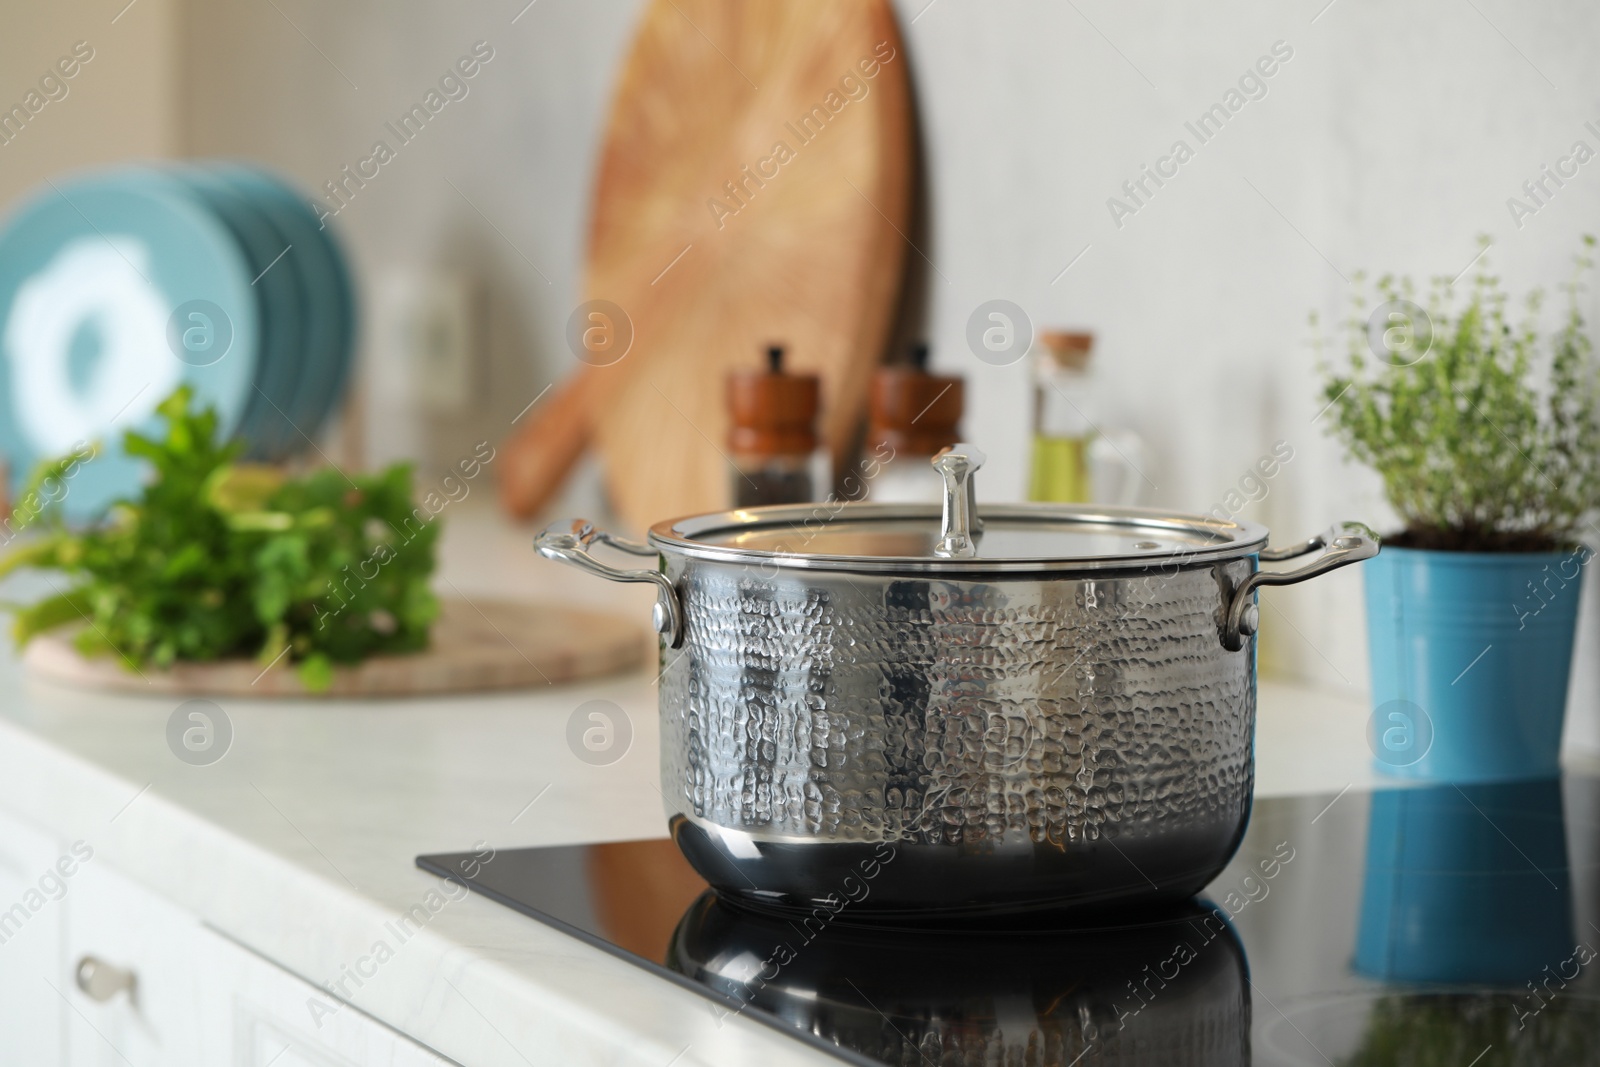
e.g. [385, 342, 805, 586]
[0, 163, 355, 521]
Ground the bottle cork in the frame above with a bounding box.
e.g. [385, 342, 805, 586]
[1037, 330, 1094, 371]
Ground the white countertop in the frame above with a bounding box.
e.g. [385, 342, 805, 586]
[0, 502, 1422, 1066]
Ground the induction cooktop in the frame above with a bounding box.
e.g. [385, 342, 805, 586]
[418, 775, 1600, 1066]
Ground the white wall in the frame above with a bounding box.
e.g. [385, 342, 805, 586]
[902, 0, 1600, 701]
[78, 0, 1600, 742]
[0, 0, 179, 209]
[178, 0, 639, 480]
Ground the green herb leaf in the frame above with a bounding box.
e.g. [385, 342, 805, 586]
[1316, 239, 1600, 551]
[0, 389, 441, 680]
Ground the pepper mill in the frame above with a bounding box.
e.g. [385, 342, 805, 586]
[863, 343, 964, 503]
[725, 344, 821, 507]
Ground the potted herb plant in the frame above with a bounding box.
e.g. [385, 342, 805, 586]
[1318, 239, 1599, 782]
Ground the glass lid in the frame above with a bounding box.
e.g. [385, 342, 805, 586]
[649, 502, 1269, 574]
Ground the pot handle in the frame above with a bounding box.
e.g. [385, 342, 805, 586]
[534, 519, 685, 648]
[1222, 522, 1379, 651]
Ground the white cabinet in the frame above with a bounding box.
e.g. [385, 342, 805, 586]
[0, 807, 69, 1064]
[62, 863, 457, 1065]
[62, 859, 208, 1065]
[198, 928, 457, 1067]
[0, 808, 457, 1067]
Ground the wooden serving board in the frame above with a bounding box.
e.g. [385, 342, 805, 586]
[500, 0, 912, 531]
[592, 0, 913, 531]
[23, 598, 648, 698]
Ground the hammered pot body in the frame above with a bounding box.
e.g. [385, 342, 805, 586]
[658, 554, 1258, 917]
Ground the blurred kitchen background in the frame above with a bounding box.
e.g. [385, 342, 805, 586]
[4, 0, 1597, 746]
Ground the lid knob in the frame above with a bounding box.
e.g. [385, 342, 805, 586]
[932, 443, 985, 558]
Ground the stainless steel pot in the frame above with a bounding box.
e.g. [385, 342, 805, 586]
[537, 445, 1377, 918]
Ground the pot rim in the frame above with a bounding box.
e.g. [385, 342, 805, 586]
[647, 502, 1269, 575]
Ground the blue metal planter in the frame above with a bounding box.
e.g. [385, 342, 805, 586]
[1364, 545, 1585, 782]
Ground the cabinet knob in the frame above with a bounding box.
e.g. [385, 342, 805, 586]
[74, 956, 136, 1003]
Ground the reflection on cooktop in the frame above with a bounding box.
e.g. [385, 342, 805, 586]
[670, 893, 1249, 1064]
[417, 775, 1600, 1066]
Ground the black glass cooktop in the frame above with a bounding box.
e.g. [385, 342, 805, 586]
[418, 776, 1600, 1066]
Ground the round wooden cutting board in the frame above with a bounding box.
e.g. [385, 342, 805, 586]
[22, 598, 648, 698]
[569, 0, 912, 532]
